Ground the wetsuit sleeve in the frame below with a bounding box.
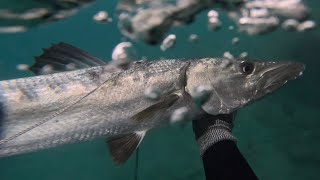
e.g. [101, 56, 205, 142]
[202, 140, 258, 180]
[192, 113, 258, 180]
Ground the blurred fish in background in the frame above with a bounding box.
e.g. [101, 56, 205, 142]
[0, 0, 316, 42]
[0, 0, 94, 33]
[116, 0, 315, 44]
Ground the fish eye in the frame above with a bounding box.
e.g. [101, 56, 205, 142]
[240, 62, 254, 75]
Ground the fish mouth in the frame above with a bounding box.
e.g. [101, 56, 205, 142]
[255, 62, 305, 98]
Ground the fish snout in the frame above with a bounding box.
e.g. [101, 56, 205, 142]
[254, 62, 305, 98]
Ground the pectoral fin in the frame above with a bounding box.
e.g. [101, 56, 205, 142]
[132, 93, 179, 122]
[107, 131, 146, 165]
[30, 42, 107, 75]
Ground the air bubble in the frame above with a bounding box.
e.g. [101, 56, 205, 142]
[41, 64, 54, 75]
[297, 20, 316, 32]
[144, 87, 161, 100]
[282, 19, 299, 31]
[299, 71, 303, 76]
[0, 26, 27, 33]
[220, 60, 231, 68]
[231, 37, 240, 45]
[160, 34, 176, 51]
[193, 85, 212, 107]
[170, 107, 190, 124]
[93, 11, 112, 23]
[223, 51, 234, 59]
[16, 64, 29, 71]
[188, 34, 199, 43]
[239, 52, 248, 58]
[66, 63, 76, 70]
[112, 42, 136, 68]
[208, 10, 219, 18]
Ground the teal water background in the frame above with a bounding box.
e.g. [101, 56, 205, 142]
[0, 0, 320, 179]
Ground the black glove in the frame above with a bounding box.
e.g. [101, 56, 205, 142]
[192, 113, 237, 156]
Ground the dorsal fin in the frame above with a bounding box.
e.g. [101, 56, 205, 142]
[30, 42, 107, 75]
[107, 131, 146, 165]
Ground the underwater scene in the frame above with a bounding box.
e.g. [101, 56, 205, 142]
[0, 0, 319, 179]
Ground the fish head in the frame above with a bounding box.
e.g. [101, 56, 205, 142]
[250, 60, 305, 100]
[196, 58, 305, 114]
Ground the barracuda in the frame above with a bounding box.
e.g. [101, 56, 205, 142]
[0, 43, 305, 164]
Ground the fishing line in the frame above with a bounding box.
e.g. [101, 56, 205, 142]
[0, 78, 110, 145]
[134, 147, 139, 180]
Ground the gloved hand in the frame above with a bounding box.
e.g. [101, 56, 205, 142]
[192, 112, 237, 156]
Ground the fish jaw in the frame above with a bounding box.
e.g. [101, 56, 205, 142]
[253, 62, 305, 99]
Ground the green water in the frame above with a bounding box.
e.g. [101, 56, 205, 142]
[0, 0, 319, 179]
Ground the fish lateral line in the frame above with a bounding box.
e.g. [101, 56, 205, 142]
[0, 77, 110, 146]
